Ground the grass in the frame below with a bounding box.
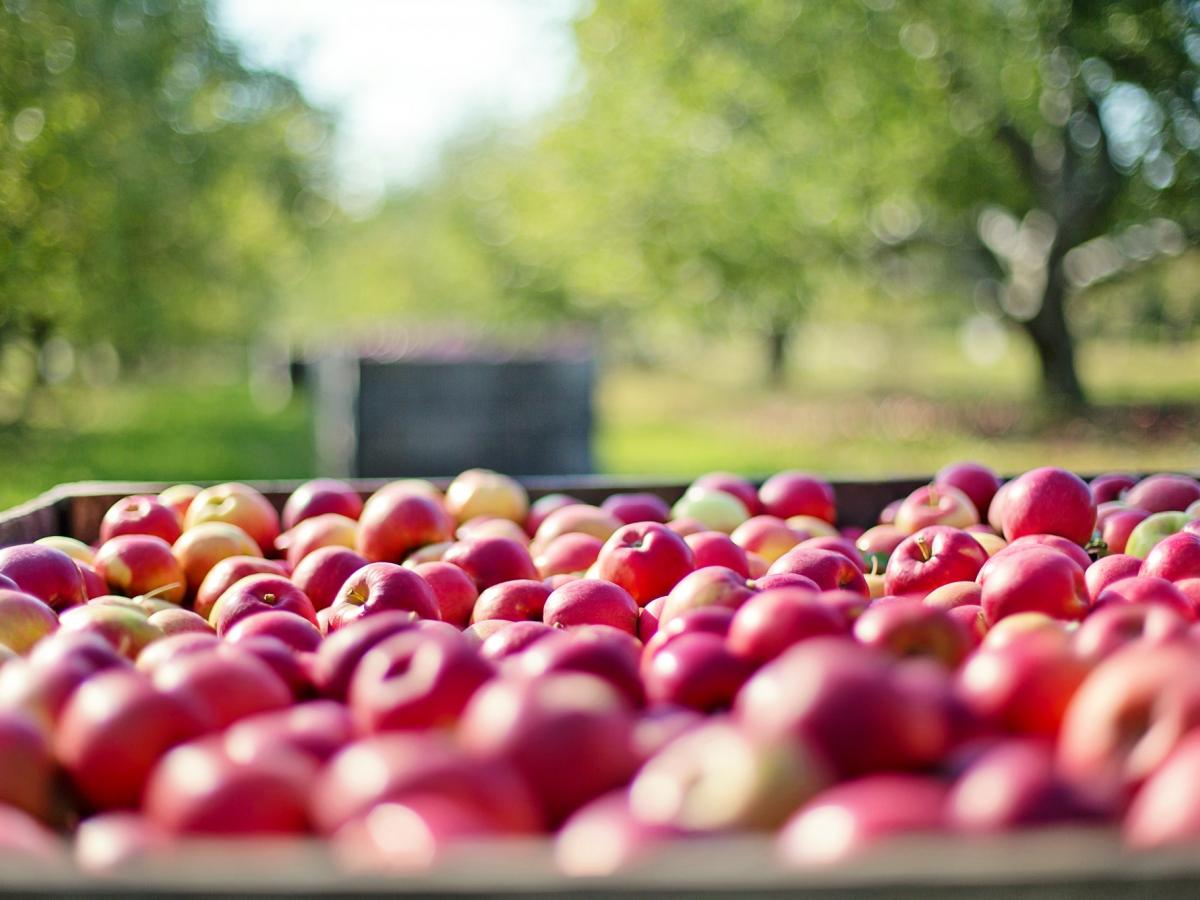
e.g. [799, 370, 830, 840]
[0, 333, 1196, 511]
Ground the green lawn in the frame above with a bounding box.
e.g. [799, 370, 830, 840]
[0, 335, 1196, 511]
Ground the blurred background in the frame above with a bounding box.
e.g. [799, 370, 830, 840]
[1, 0, 1198, 506]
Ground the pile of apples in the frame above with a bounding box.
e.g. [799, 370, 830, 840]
[0, 465, 1199, 875]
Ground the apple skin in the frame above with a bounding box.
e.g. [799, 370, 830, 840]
[55, 667, 210, 810]
[815, 588, 870, 625]
[659, 566, 756, 626]
[406, 561, 477, 629]
[1125, 511, 1194, 559]
[0, 805, 62, 860]
[524, 493, 580, 536]
[147, 607, 212, 637]
[1084, 554, 1142, 600]
[894, 484, 979, 535]
[356, 486, 454, 564]
[135, 632, 219, 676]
[1074, 602, 1188, 662]
[442, 537, 539, 591]
[692, 472, 762, 516]
[158, 484, 202, 521]
[1126, 473, 1200, 513]
[276, 513, 357, 569]
[1099, 507, 1149, 554]
[1090, 473, 1137, 504]
[0, 589, 59, 655]
[736, 637, 949, 777]
[1058, 641, 1200, 807]
[935, 461, 1001, 520]
[0, 709, 54, 820]
[458, 673, 640, 828]
[924, 580, 983, 611]
[670, 488, 750, 534]
[778, 773, 947, 866]
[311, 611, 419, 701]
[93, 535, 186, 605]
[172, 523, 262, 594]
[34, 536, 95, 566]
[0, 544, 87, 611]
[533, 504, 623, 547]
[555, 790, 680, 877]
[282, 478, 363, 530]
[600, 492, 672, 525]
[642, 606, 734, 664]
[1000, 467, 1096, 546]
[74, 812, 170, 874]
[1125, 730, 1200, 849]
[445, 468, 528, 524]
[515, 627, 644, 708]
[349, 629, 495, 733]
[768, 547, 869, 597]
[152, 645, 292, 730]
[224, 700, 356, 767]
[978, 547, 1088, 625]
[853, 600, 971, 668]
[533, 532, 603, 578]
[58, 604, 164, 662]
[595, 522, 695, 606]
[99, 495, 182, 546]
[543, 579, 639, 634]
[331, 795, 494, 873]
[642, 632, 753, 712]
[209, 573, 318, 636]
[684, 530, 749, 577]
[1093, 575, 1194, 620]
[796, 536, 864, 571]
[193, 556, 287, 622]
[471, 579, 552, 624]
[0, 632, 128, 732]
[225, 609, 322, 652]
[75, 562, 107, 601]
[478, 621, 556, 662]
[638, 597, 665, 643]
[287, 546, 365, 615]
[855, 525, 908, 571]
[731, 516, 803, 564]
[995, 534, 1092, 572]
[328, 562, 440, 630]
[184, 483, 280, 554]
[144, 737, 312, 835]
[1141, 531, 1200, 583]
[884, 526, 987, 599]
[758, 471, 836, 523]
[947, 605, 988, 649]
[727, 588, 845, 664]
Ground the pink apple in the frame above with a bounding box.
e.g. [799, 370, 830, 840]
[478, 620, 556, 661]
[409, 560, 477, 629]
[923, 580, 983, 611]
[99, 495, 182, 545]
[978, 547, 1088, 625]
[515, 627, 644, 707]
[533, 504, 623, 546]
[0, 632, 127, 731]
[524, 493, 580, 536]
[684, 530, 749, 577]
[768, 547, 869, 596]
[795, 535, 864, 571]
[997, 534, 1092, 571]
[0, 709, 54, 820]
[600, 492, 671, 525]
[1126, 473, 1200, 513]
[727, 588, 844, 663]
[555, 790, 679, 877]
[442, 537, 539, 590]
[0, 544, 86, 611]
[184, 483, 280, 554]
[884, 526, 987, 599]
[638, 596, 665, 643]
[152, 645, 292, 730]
[1093, 575, 1193, 620]
[276, 513, 357, 569]
[758, 471, 836, 523]
[692, 472, 761, 516]
[642, 632, 753, 711]
[935, 461, 1001, 520]
[1090, 473, 1137, 504]
[730, 515, 803, 563]
[947, 604, 987, 648]
[225, 609, 322, 651]
[208, 573, 317, 636]
[659, 566, 755, 625]
[283, 546, 363, 615]
[1084, 553, 1142, 599]
[75, 562, 106, 600]
[172, 523, 261, 594]
[1141, 531, 1200, 583]
[147, 607, 212, 637]
[311, 611, 419, 700]
[282, 478, 363, 529]
[595, 522, 695, 606]
[94, 535, 186, 604]
[1074, 602, 1188, 662]
[356, 486, 454, 564]
[543, 579, 639, 634]
[642, 606, 734, 665]
[328, 562, 439, 632]
[1125, 730, 1200, 848]
[853, 600, 971, 668]
[193, 555, 286, 621]
[471, 579, 552, 624]
[894, 484, 979, 535]
[1000, 467, 1096, 545]
[855, 524, 908, 570]
[331, 795, 494, 873]
[533, 532, 604, 578]
[1098, 506, 1149, 554]
[223, 700, 356, 766]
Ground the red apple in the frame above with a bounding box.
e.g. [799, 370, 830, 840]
[768, 547, 869, 597]
[642, 632, 753, 711]
[894, 485, 979, 535]
[884, 526, 987, 599]
[193, 556, 287, 621]
[442, 537, 539, 590]
[693, 472, 761, 516]
[276, 513, 357, 569]
[996, 534, 1092, 571]
[1000, 467, 1096, 545]
[445, 468, 528, 524]
[641, 606, 734, 669]
[0, 632, 127, 731]
[600, 492, 671, 525]
[855, 525, 908, 571]
[935, 461, 1001, 520]
[1125, 730, 1200, 848]
[58, 604, 163, 661]
[947, 604, 987, 648]
[1084, 553, 1142, 599]
[225, 609, 322, 651]
[555, 790, 679, 877]
[730, 515, 803, 564]
[99, 495, 182, 545]
[289, 546, 367, 614]
[0, 544, 86, 611]
[1090, 473, 1137, 504]
[595, 522, 695, 606]
[534, 504, 623, 547]
[515, 627, 644, 707]
[758, 471, 836, 523]
[328, 562, 439, 630]
[978, 547, 1088, 625]
[533, 532, 603, 578]
[0, 709, 54, 820]
[356, 486, 454, 564]
[923, 581, 983, 611]
[727, 588, 844, 663]
[93, 535, 185, 605]
[147, 607, 212, 637]
[1126, 473, 1200, 513]
[471, 579, 552, 624]
[1093, 575, 1193, 620]
[224, 700, 356, 766]
[1074, 602, 1188, 662]
[638, 596, 665, 643]
[1141, 531, 1200, 583]
[184, 483, 280, 553]
[209, 573, 317, 636]
[312, 611, 419, 700]
[151, 645, 291, 730]
[0, 589, 59, 655]
[544, 579, 639, 634]
[478, 620, 556, 661]
[1099, 507, 1149, 554]
[525, 493, 580, 536]
[172, 523, 261, 594]
[282, 478, 363, 529]
[684, 531, 749, 577]
[853, 600, 971, 668]
[659, 566, 755, 625]
[406, 560, 477, 629]
[158, 484, 201, 521]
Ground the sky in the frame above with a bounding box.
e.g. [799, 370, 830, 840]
[215, 0, 582, 208]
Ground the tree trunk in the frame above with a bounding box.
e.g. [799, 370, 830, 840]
[1020, 260, 1086, 410]
[765, 320, 790, 388]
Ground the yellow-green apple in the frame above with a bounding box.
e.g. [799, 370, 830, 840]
[93, 536, 185, 605]
[312, 611, 419, 700]
[978, 547, 1088, 625]
[0, 590, 58, 655]
[642, 632, 753, 711]
[600, 492, 671, 525]
[289, 546, 366, 614]
[1073, 602, 1188, 662]
[208, 573, 317, 636]
[410, 561, 477, 628]
[0, 709, 54, 820]
[659, 566, 756, 625]
[276, 513, 357, 569]
[471, 579, 551, 624]
[194, 555, 287, 621]
[1090, 473, 1137, 504]
[349, 629, 495, 733]
[282, 478, 363, 529]
[1126, 473, 1200, 513]
[632, 718, 827, 833]
[924, 580, 983, 611]
[533, 532, 603, 578]
[99, 496, 182, 545]
[1124, 731, 1200, 849]
[225, 609, 322, 652]
[356, 486, 454, 564]
[442, 537, 538, 590]
[768, 547, 869, 596]
[1125, 511, 1194, 558]
[478, 620, 556, 662]
[594, 522, 694, 606]
[328, 562, 439, 631]
[758, 471, 836, 523]
[543, 579, 638, 634]
[692, 472, 762, 516]
[58, 604, 164, 661]
[854, 600, 971, 668]
[33, 536, 95, 566]
[0, 545, 86, 611]
[884, 526, 987, 599]
[1141, 531, 1200, 583]
[894, 484, 979, 535]
[54, 668, 210, 810]
[1093, 576, 1193, 620]
[444, 468, 528, 524]
[730, 515, 803, 563]
[855, 525, 907, 571]
[778, 774, 947, 866]
[524, 493, 580, 536]
[533, 504, 622, 547]
[172, 523, 261, 594]
[184, 483, 280, 554]
[727, 588, 844, 664]
[669, 487, 749, 534]
[935, 461, 1002, 520]
[684, 531, 749, 576]
[1000, 467, 1096, 545]
[157, 484, 201, 521]
[152, 645, 292, 730]
[147, 607, 213, 637]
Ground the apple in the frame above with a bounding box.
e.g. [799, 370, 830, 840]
[172, 523, 261, 594]
[406, 561, 476, 628]
[311, 611, 419, 700]
[208, 573, 317, 636]
[282, 478, 363, 529]
[632, 717, 827, 832]
[555, 790, 678, 877]
[986, 480, 1013, 532]
[642, 606, 734, 665]
[758, 472, 836, 523]
[533, 504, 623, 548]
[356, 486, 454, 564]
[289, 546, 366, 614]
[692, 472, 761, 516]
[632, 705, 705, 759]
[327, 562, 439, 632]
[894, 485, 979, 534]
[768, 547, 869, 596]
[1093, 576, 1193, 620]
[143, 737, 311, 834]
[184, 483, 280, 553]
[58, 604, 163, 661]
[947, 605, 987, 648]
[158, 484, 202, 521]
[971, 532, 1008, 557]
[600, 492, 672, 525]
[884, 526, 987, 599]
[442, 537, 539, 590]
[456, 516, 530, 545]
[471, 579, 552, 624]
[74, 812, 170, 874]
[855, 525, 908, 571]
[923, 581, 983, 611]
[935, 461, 1001, 520]
[659, 566, 755, 626]
[1074, 602, 1188, 662]
[1141, 531, 1200, 582]
[594, 522, 695, 606]
[225, 609, 322, 652]
[1125, 731, 1200, 849]
[147, 607, 212, 637]
[638, 596, 665, 642]
[458, 673, 640, 827]
[34, 536, 95, 566]
[152, 645, 292, 730]
[99, 495, 182, 545]
[445, 469, 528, 524]
[853, 600, 971, 668]
[642, 632, 753, 711]
[730, 515, 803, 564]
[0, 632, 128, 731]
[93, 535, 186, 605]
[276, 513, 357, 569]
[981, 611, 1066, 649]
[0, 544, 86, 611]
[193, 556, 287, 621]
[1126, 473, 1200, 513]
[1090, 473, 1137, 504]
[543, 579, 639, 634]
[524, 493, 580, 536]
[135, 632, 219, 675]
[1098, 506, 1149, 555]
[515, 627, 644, 707]
[727, 588, 844, 663]
[55, 667, 210, 810]
[795, 535, 864, 571]
[0, 805, 61, 860]
[223, 700, 356, 767]
[1084, 554, 1143, 600]
[1125, 511, 1194, 558]
[878, 499, 902, 526]
[778, 773, 947, 866]
[665, 517, 707, 537]
[533, 532, 604, 578]
[478, 620, 556, 661]
[1180, 578, 1200, 616]
[402, 542, 453, 566]
[0, 709, 54, 820]
[669, 487, 750, 534]
[1000, 467, 1096, 546]
[331, 795, 494, 873]
[684, 530, 749, 577]
[995, 534, 1092, 571]
[75, 562, 106, 601]
[978, 547, 1087, 625]
[0, 589, 59, 655]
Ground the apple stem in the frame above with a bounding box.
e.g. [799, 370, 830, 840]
[914, 535, 931, 562]
[927, 487, 940, 508]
